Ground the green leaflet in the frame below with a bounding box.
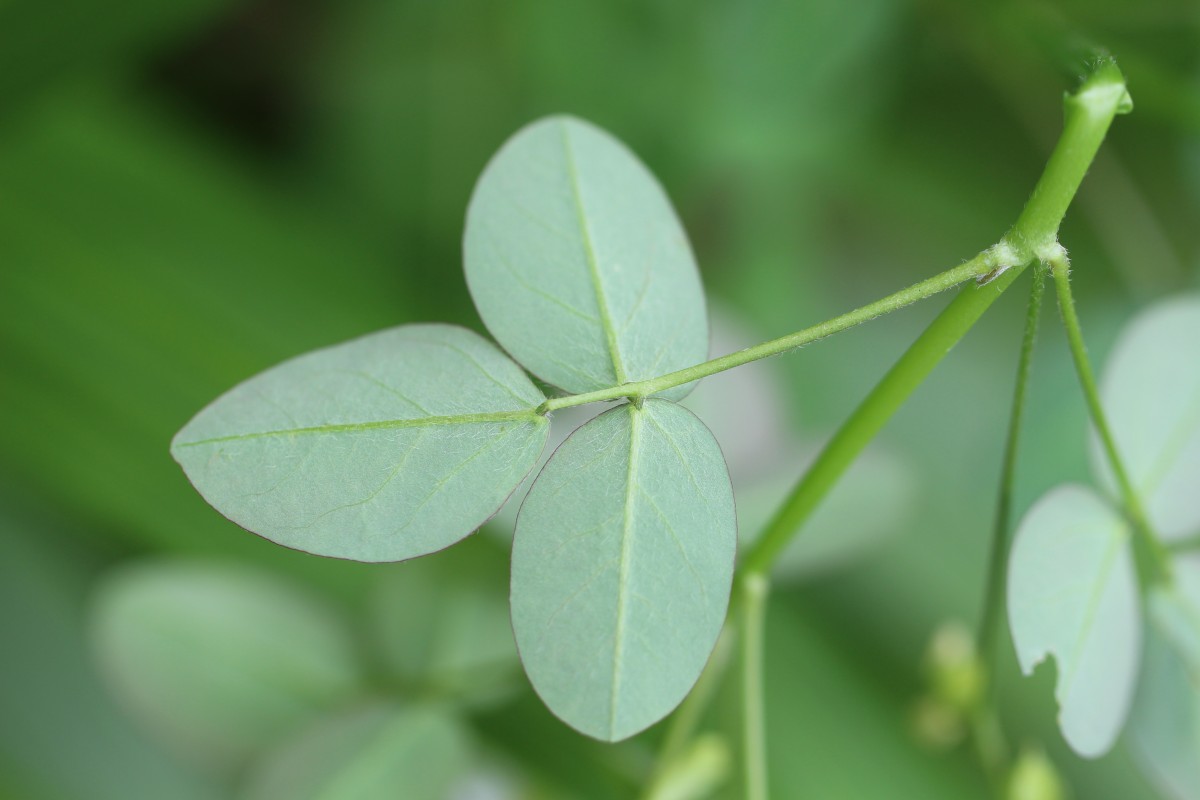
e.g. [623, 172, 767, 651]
[463, 116, 708, 397]
[1093, 295, 1200, 541]
[1006, 484, 1140, 758]
[511, 399, 735, 742]
[1129, 556, 1200, 800]
[91, 560, 362, 771]
[1149, 554, 1200, 674]
[242, 704, 469, 800]
[165, 115, 739, 746]
[171, 324, 548, 562]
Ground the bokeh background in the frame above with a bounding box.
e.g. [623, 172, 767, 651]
[2, 0, 1199, 797]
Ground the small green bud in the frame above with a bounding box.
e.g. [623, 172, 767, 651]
[1007, 747, 1066, 800]
[645, 733, 732, 800]
[923, 620, 986, 712]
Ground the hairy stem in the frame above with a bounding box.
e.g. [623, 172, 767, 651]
[739, 269, 1024, 574]
[1004, 60, 1132, 255]
[740, 59, 1131, 578]
[542, 255, 997, 413]
[978, 263, 1047, 666]
[545, 62, 1130, 422]
[640, 60, 1131, 794]
[741, 573, 770, 800]
[1049, 256, 1172, 584]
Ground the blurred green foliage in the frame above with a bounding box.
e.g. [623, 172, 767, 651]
[2, 0, 1198, 797]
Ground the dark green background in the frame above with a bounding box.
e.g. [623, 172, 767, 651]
[2, 0, 1198, 797]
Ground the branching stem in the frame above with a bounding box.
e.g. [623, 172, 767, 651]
[739, 59, 1132, 578]
[635, 60, 1131, 795]
[541, 255, 998, 414]
[1049, 256, 1173, 585]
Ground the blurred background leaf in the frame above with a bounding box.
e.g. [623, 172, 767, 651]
[0, 507, 219, 799]
[242, 703, 470, 800]
[91, 560, 364, 771]
[2, 0, 1199, 796]
[369, 535, 520, 705]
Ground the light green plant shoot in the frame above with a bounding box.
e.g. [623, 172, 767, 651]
[170, 60, 1163, 798]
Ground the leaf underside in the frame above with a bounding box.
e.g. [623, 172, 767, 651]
[464, 115, 708, 397]
[1129, 555, 1200, 800]
[1007, 484, 1140, 758]
[511, 398, 736, 742]
[1093, 294, 1200, 541]
[172, 324, 548, 562]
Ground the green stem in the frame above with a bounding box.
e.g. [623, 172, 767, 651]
[542, 255, 997, 413]
[636, 60, 1130, 798]
[978, 263, 1047, 666]
[739, 59, 1132, 578]
[741, 573, 770, 800]
[1048, 257, 1173, 584]
[1004, 60, 1133, 255]
[740, 269, 1021, 574]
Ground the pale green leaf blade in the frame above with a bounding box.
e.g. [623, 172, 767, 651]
[171, 324, 549, 562]
[242, 703, 470, 800]
[1148, 553, 1200, 673]
[464, 116, 708, 397]
[1128, 555, 1200, 800]
[1093, 294, 1200, 540]
[511, 399, 736, 742]
[1006, 484, 1140, 757]
[1128, 629, 1200, 800]
[91, 560, 362, 771]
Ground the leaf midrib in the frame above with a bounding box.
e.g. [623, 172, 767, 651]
[609, 404, 640, 738]
[175, 410, 543, 448]
[1061, 518, 1127, 694]
[561, 120, 628, 386]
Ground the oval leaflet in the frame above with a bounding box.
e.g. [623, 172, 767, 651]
[172, 324, 548, 562]
[464, 116, 708, 397]
[511, 399, 736, 741]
